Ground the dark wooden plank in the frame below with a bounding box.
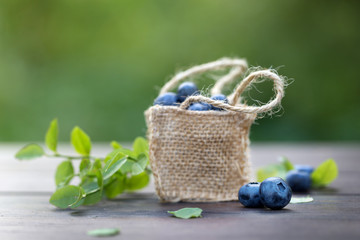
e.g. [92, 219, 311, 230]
[0, 193, 359, 240]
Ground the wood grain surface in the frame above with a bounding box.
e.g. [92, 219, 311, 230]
[0, 143, 359, 240]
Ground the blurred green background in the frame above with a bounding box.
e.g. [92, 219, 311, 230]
[0, 0, 359, 142]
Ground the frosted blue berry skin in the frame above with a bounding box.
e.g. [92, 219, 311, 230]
[259, 177, 292, 210]
[153, 92, 178, 106]
[188, 103, 211, 111]
[210, 94, 229, 111]
[286, 170, 311, 192]
[238, 182, 264, 208]
[176, 82, 199, 102]
[295, 165, 315, 174]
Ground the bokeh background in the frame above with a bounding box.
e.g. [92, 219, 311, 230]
[0, 0, 359, 142]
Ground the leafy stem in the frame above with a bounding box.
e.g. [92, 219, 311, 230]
[45, 153, 100, 161]
[15, 118, 151, 209]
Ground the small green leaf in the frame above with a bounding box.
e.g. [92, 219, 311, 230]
[119, 157, 147, 175]
[111, 141, 122, 149]
[79, 158, 91, 176]
[290, 196, 314, 204]
[45, 118, 58, 152]
[105, 174, 126, 199]
[137, 154, 149, 169]
[71, 126, 91, 156]
[168, 208, 203, 219]
[279, 156, 294, 171]
[87, 228, 120, 237]
[81, 169, 103, 205]
[83, 190, 102, 205]
[125, 172, 150, 191]
[15, 144, 44, 160]
[49, 185, 85, 209]
[311, 159, 338, 187]
[133, 137, 149, 157]
[104, 149, 126, 163]
[102, 154, 127, 180]
[55, 160, 74, 187]
[93, 158, 102, 169]
[117, 148, 137, 158]
[257, 164, 287, 182]
[81, 181, 100, 194]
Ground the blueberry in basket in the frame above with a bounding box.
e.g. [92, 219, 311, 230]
[154, 92, 178, 106]
[210, 94, 229, 111]
[176, 82, 199, 102]
[188, 102, 211, 111]
[238, 182, 263, 208]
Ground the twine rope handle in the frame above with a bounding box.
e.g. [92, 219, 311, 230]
[179, 70, 285, 114]
[159, 58, 248, 95]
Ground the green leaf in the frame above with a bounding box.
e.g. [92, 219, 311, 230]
[55, 160, 74, 187]
[45, 118, 58, 152]
[290, 196, 314, 204]
[79, 158, 91, 176]
[93, 158, 102, 169]
[81, 168, 103, 205]
[49, 185, 85, 209]
[83, 190, 102, 205]
[116, 148, 137, 159]
[102, 154, 127, 180]
[257, 164, 287, 182]
[168, 208, 203, 219]
[71, 126, 91, 156]
[119, 157, 147, 175]
[137, 154, 149, 169]
[105, 174, 126, 199]
[104, 149, 126, 164]
[111, 141, 122, 149]
[125, 172, 150, 191]
[15, 144, 44, 160]
[311, 159, 338, 187]
[81, 181, 100, 194]
[279, 156, 294, 171]
[87, 228, 120, 237]
[133, 137, 148, 157]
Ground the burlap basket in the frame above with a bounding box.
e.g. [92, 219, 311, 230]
[145, 58, 284, 202]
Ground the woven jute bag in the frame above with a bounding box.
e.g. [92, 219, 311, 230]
[145, 58, 285, 202]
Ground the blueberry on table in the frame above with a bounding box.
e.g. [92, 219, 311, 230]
[153, 92, 178, 106]
[286, 170, 311, 192]
[238, 182, 264, 208]
[176, 82, 199, 102]
[210, 94, 229, 111]
[259, 177, 292, 210]
[295, 165, 315, 174]
[188, 103, 210, 111]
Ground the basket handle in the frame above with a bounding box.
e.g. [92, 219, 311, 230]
[159, 58, 248, 95]
[179, 70, 285, 114]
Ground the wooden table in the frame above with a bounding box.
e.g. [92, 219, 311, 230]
[1, 143, 359, 239]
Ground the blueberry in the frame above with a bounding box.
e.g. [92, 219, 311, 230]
[238, 182, 264, 208]
[295, 165, 314, 174]
[210, 94, 229, 111]
[176, 82, 199, 102]
[286, 170, 311, 192]
[153, 92, 178, 106]
[188, 102, 211, 111]
[259, 177, 292, 210]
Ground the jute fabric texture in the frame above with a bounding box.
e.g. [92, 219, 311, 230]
[145, 58, 284, 202]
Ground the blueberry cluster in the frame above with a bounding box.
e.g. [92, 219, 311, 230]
[285, 165, 314, 192]
[153, 82, 228, 111]
[238, 177, 292, 210]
